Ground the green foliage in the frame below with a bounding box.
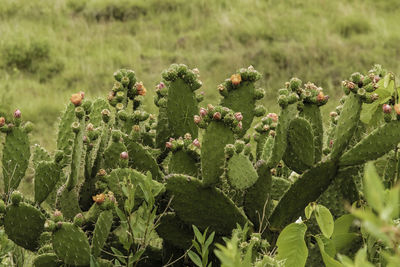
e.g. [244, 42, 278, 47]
[188, 225, 215, 267]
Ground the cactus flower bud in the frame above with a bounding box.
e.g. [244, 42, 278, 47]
[165, 142, 173, 149]
[70, 93, 83, 106]
[194, 115, 201, 124]
[237, 121, 243, 129]
[97, 169, 107, 176]
[269, 130, 276, 137]
[230, 74, 242, 85]
[80, 91, 85, 99]
[120, 151, 129, 160]
[224, 144, 235, 157]
[0, 117, 5, 127]
[135, 82, 147, 96]
[213, 112, 221, 120]
[329, 112, 338, 118]
[11, 191, 22, 205]
[394, 104, 400, 115]
[156, 82, 166, 90]
[199, 107, 208, 117]
[207, 104, 215, 112]
[382, 104, 392, 114]
[317, 92, 325, 102]
[267, 113, 278, 122]
[184, 133, 192, 140]
[101, 109, 111, 123]
[13, 109, 21, 118]
[73, 213, 84, 227]
[71, 122, 80, 133]
[234, 112, 243, 121]
[75, 106, 85, 119]
[92, 193, 106, 204]
[192, 138, 200, 148]
[53, 210, 64, 222]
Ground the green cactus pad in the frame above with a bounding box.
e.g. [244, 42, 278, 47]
[339, 120, 400, 166]
[156, 212, 193, 250]
[89, 99, 109, 127]
[243, 161, 272, 229]
[56, 103, 76, 166]
[282, 117, 315, 173]
[155, 107, 170, 150]
[299, 104, 323, 162]
[271, 176, 291, 201]
[318, 166, 360, 217]
[168, 150, 198, 177]
[68, 118, 85, 190]
[260, 135, 274, 162]
[52, 222, 91, 266]
[34, 161, 61, 204]
[126, 140, 162, 181]
[103, 139, 127, 170]
[32, 144, 51, 168]
[220, 81, 258, 135]
[57, 186, 82, 221]
[166, 77, 199, 138]
[201, 121, 235, 186]
[33, 253, 61, 267]
[92, 210, 113, 257]
[268, 160, 337, 229]
[4, 202, 45, 251]
[267, 104, 297, 168]
[226, 153, 258, 190]
[166, 174, 250, 234]
[330, 94, 362, 160]
[2, 127, 30, 192]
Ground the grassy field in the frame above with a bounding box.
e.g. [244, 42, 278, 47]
[1, 0, 400, 150]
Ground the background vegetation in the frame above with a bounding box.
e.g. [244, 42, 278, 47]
[1, 0, 400, 149]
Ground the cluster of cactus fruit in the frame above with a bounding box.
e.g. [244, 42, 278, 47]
[1, 63, 400, 266]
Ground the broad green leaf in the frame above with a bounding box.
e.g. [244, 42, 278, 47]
[337, 254, 355, 267]
[332, 214, 358, 252]
[276, 222, 308, 267]
[383, 187, 400, 220]
[363, 162, 385, 213]
[204, 231, 215, 250]
[188, 251, 203, 267]
[304, 203, 314, 219]
[315, 236, 342, 267]
[315, 205, 334, 238]
[193, 225, 205, 243]
[354, 247, 374, 267]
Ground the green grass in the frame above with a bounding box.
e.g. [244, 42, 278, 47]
[1, 0, 400, 150]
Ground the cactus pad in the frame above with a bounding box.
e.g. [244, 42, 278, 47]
[56, 103, 76, 166]
[126, 140, 162, 181]
[156, 212, 193, 250]
[270, 176, 292, 201]
[166, 174, 250, 234]
[330, 94, 362, 160]
[168, 150, 198, 177]
[92, 210, 113, 257]
[201, 121, 235, 186]
[4, 202, 45, 250]
[339, 120, 400, 166]
[32, 144, 51, 168]
[34, 161, 61, 204]
[52, 222, 90, 266]
[33, 253, 61, 267]
[282, 117, 315, 173]
[268, 160, 337, 229]
[226, 153, 258, 190]
[243, 161, 272, 229]
[2, 127, 30, 192]
[299, 104, 323, 162]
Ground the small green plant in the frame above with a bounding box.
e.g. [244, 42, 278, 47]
[188, 225, 215, 267]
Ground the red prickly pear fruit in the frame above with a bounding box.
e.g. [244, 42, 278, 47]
[194, 115, 201, 124]
[213, 112, 221, 120]
[192, 138, 200, 148]
[234, 112, 243, 121]
[120, 151, 129, 160]
[70, 93, 83, 106]
[231, 74, 242, 85]
[14, 109, 21, 118]
[382, 104, 392, 114]
[165, 142, 173, 149]
[0, 117, 5, 127]
[199, 107, 208, 117]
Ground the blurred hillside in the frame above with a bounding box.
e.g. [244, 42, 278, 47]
[1, 0, 400, 149]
